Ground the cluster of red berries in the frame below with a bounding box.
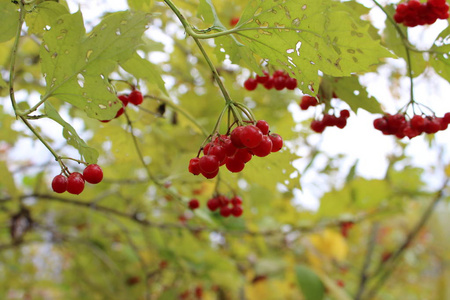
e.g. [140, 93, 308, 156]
[310, 110, 350, 133]
[51, 164, 103, 195]
[188, 120, 283, 179]
[394, 0, 449, 27]
[207, 195, 243, 217]
[373, 113, 450, 139]
[299, 95, 319, 110]
[244, 71, 298, 91]
[101, 89, 143, 122]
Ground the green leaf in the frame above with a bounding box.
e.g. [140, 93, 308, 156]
[197, 0, 226, 29]
[24, 1, 70, 35]
[224, 0, 394, 93]
[40, 10, 151, 120]
[127, 0, 154, 12]
[120, 53, 167, 95]
[44, 101, 99, 164]
[430, 26, 450, 83]
[328, 75, 383, 114]
[0, 1, 19, 42]
[295, 265, 325, 300]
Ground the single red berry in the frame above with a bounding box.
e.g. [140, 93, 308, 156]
[273, 70, 285, 77]
[269, 133, 283, 152]
[255, 120, 270, 135]
[340, 109, 350, 119]
[444, 112, 450, 124]
[285, 77, 297, 90]
[225, 156, 245, 173]
[240, 125, 263, 148]
[255, 71, 269, 84]
[231, 196, 243, 205]
[336, 116, 347, 129]
[340, 221, 354, 238]
[234, 148, 253, 163]
[244, 78, 258, 91]
[208, 145, 227, 165]
[201, 168, 219, 179]
[263, 77, 274, 89]
[188, 158, 201, 175]
[207, 197, 221, 211]
[273, 76, 286, 90]
[128, 90, 143, 106]
[373, 117, 388, 132]
[195, 285, 203, 298]
[311, 120, 326, 133]
[83, 164, 103, 184]
[203, 142, 212, 155]
[404, 126, 420, 139]
[410, 115, 425, 131]
[230, 126, 246, 148]
[424, 118, 440, 134]
[199, 155, 220, 174]
[322, 114, 338, 127]
[231, 205, 243, 217]
[118, 95, 129, 106]
[220, 206, 232, 217]
[230, 17, 240, 27]
[223, 138, 238, 157]
[52, 174, 68, 193]
[67, 172, 85, 195]
[251, 135, 273, 157]
[188, 199, 200, 210]
[438, 117, 448, 130]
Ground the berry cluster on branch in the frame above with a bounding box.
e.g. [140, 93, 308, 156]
[207, 194, 243, 218]
[101, 89, 143, 122]
[394, 0, 449, 27]
[244, 70, 298, 91]
[189, 120, 283, 179]
[373, 113, 450, 139]
[51, 164, 103, 195]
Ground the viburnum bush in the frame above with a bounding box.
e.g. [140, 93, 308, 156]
[1, 0, 450, 299]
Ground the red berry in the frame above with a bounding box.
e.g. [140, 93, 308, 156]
[220, 206, 232, 217]
[230, 126, 246, 148]
[263, 77, 274, 89]
[340, 109, 350, 119]
[285, 77, 297, 90]
[311, 120, 326, 133]
[336, 116, 347, 129]
[231, 205, 243, 217]
[208, 145, 227, 165]
[251, 135, 273, 157]
[83, 164, 103, 184]
[67, 172, 85, 195]
[230, 17, 239, 27]
[231, 196, 243, 205]
[273, 76, 286, 90]
[128, 90, 143, 106]
[234, 148, 253, 163]
[373, 117, 388, 132]
[188, 199, 200, 210]
[52, 174, 68, 193]
[225, 156, 245, 173]
[223, 138, 238, 157]
[410, 115, 425, 131]
[240, 125, 263, 148]
[244, 78, 258, 91]
[255, 71, 269, 84]
[256, 120, 270, 135]
[199, 155, 220, 174]
[201, 168, 219, 179]
[269, 133, 283, 152]
[118, 95, 129, 106]
[207, 197, 221, 211]
[188, 158, 201, 175]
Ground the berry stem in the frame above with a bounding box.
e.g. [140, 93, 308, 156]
[9, 0, 26, 118]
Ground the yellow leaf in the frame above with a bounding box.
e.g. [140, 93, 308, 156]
[308, 229, 349, 263]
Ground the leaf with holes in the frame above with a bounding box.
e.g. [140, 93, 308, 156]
[0, 1, 19, 42]
[40, 10, 151, 120]
[430, 26, 450, 83]
[224, 0, 394, 94]
[327, 75, 383, 114]
[44, 101, 99, 164]
[24, 1, 70, 35]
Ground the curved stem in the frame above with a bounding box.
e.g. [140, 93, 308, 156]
[9, 0, 26, 118]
